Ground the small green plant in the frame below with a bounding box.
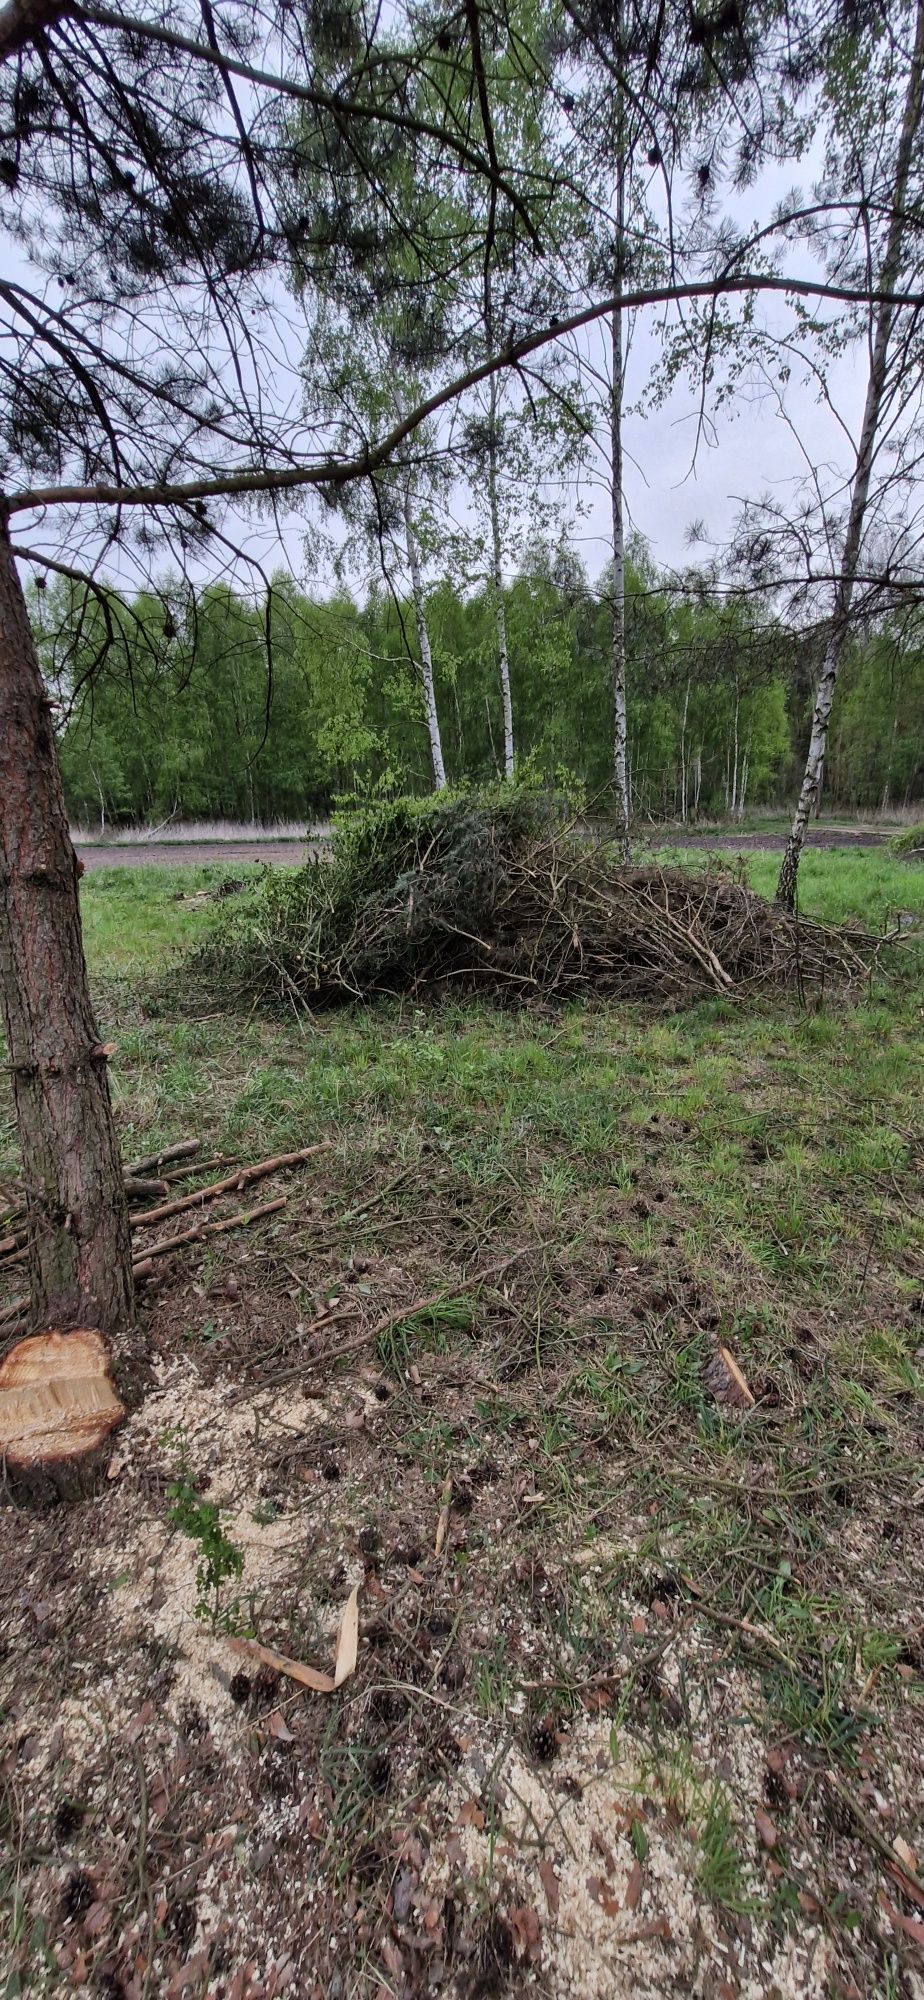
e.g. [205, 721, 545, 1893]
[696, 1786, 757, 1913]
[168, 1473, 245, 1629]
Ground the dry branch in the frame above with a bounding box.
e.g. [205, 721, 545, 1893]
[193, 798, 886, 1014]
[131, 1196, 287, 1274]
[123, 1177, 169, 1202]
[130, 1141, 332, 1230]
[124, 1139, 201, 1176]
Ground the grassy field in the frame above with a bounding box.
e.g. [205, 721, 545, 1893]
[2, 849, 923, 2000]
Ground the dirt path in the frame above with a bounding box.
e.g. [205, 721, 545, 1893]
[76, 826, 893, 871]
[652, 826, 891, 853]
[77, 839, 318, 870]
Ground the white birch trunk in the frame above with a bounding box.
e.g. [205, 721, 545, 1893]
[730, 686, 739, 817]
[777, 0, 924, 907]
[739, 748, 750, 819]
[403, 483, 446, 792]
[610, 290, 630, 855]
[487, 374, 515, 779]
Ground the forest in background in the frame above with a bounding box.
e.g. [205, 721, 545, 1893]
[43, 553, 924, 829]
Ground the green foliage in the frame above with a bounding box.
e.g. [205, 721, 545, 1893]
[696, 1788, 755, 1913]
[889, 822, 924, 858]
[167, 1473, 245, 1630]
[40, 553, 923, 830]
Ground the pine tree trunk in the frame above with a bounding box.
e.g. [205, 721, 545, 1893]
[403, 485, 446, 791]
[777, 0, 924, 908]
[0, 527, 134, 1340]
[679, 679, 690, 823]
[487, 379, 514, 779]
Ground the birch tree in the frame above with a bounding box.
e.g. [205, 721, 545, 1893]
[776, 0, 924, 905]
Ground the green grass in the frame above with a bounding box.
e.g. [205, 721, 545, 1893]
[3, 851, 923, 1723]
[3, 846, 923, 1997]
[79, 863, 259, 975]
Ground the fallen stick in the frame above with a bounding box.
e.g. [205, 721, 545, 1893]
[365, 1248, 530, 1352]
[160, 1155, 236, 1184]
[131, 1142, 332, 1232]
[131, 1196, 287, 1273]
[240, 1248, 534, 1398]
[823, 1772, 924, 1905]
[123, 1177, 169, 1202]
[124, 1139, 200, 1177]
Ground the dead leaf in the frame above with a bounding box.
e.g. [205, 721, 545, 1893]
[894, 1835, 919, 1874]
[334, 1583, 360, 1687]
[538, 1857, 560, 1917]
[885, 1862, 924, 1911]
[755, 1809, 778, 1850]
[506, 1905, 541, 1959]
[380, 1938, 404, 1977]
[265, 1709, 294, 1743]
[457, 1799, 486, 1830]
[624, 1860, 643, 1910]
[880, 1892, 924, 1946]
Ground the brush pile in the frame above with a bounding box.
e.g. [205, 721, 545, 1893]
[188, 790, 882, 1010]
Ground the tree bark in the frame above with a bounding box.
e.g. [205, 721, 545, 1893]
[777, 0, 924, 909]
[403, 483, 447, 790]
[487, 374, 515, 779]
[0, 526, 134, 1339]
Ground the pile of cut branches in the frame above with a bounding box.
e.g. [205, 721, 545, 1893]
[187, 790, 884, 1010]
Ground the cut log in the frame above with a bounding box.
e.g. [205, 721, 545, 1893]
[0, 1327, 124, 1502]
[123, 1176, 169, 1202]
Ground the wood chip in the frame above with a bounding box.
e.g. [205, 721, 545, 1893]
[227, 1582, 361, 1696]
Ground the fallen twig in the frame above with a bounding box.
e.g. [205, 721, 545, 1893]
[366, 1248, 531, 1354]
[823, 1772, 924, 1904]
[124, 1138, 200, 1176]
[130, 1141, 331, 1231]
[132, 1197, 286, 1273]
[123, 1177, 169, 1203]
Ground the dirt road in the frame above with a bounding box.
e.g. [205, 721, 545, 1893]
[77, 839, 316, 870]
[76, 824, 894, 871]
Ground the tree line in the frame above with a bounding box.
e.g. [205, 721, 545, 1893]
[46, 561, 924, 829]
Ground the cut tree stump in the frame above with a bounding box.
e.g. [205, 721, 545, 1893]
[0, 1328, 124, 1502]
